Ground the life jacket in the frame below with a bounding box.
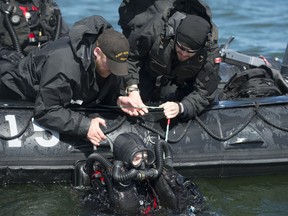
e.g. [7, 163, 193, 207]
[144, 10, 220, 90]
[0, 0, 62, 55]
[153, 167, 204, 213]
[147, 36, 207, 84]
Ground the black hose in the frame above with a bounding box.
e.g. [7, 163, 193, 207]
[138, 118, 192, 143]
[155, 139, 174, 171]
[101, 171, 116, 206]
[3, 4, 22, 54]
[85, 153, 115, 204]
[53, 8, 62, 41]
[154, 139, 164, 176]
[0, 114, 33, 140]
[112, 161, 139, 182]
[85, 152, 112, 178]
[111, 139, 174, 182]
[281, 43, 288, 75]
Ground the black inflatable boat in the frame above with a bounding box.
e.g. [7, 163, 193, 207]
[1, 38, 288, 184]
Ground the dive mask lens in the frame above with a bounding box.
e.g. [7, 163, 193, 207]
[131, 150, 155, 168]
[132, 151, 146, 167]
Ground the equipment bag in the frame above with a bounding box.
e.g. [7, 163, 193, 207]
[221, 67, 282, 100]
[153, 167, 205, 213]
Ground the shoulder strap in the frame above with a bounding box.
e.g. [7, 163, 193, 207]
[119, 0, 218, 42]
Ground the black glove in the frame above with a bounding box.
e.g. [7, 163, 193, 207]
[0, 48, 24, 65]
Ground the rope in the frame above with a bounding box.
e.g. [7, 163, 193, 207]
[103, 115, 127, 134]
[255, 103, 288, 132]
[194, 102, 288, 142]
[2, 103, 288, 144]
[138, 118, 192, 143]
[0, 114, 33, 140]
[98, 104, 163, 110]
[194, 111, 256, 142]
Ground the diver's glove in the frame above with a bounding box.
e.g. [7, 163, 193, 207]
[0, 48, 24, 65]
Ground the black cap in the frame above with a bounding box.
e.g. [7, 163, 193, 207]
[97, 29, 129, 76]
[176, 15, 211, 50]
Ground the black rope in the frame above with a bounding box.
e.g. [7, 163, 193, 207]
[1, 102, 288, 144]
[103, 115, 127, 134]
[194, 108, 257, 142]
[138, 119, 192, 143]
[0, 114, 33, 140]
[255, 103, 288, 132]
[194, 102, 288, 141]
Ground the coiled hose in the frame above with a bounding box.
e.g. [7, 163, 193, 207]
[3, 3, 22, 54]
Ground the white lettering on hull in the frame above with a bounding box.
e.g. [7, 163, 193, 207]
[5, 115, 60, 148]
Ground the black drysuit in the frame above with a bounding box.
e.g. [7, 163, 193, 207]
[126, 12, 221, 120]
[0, 15, 123, 137]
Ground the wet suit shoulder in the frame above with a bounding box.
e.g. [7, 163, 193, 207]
[126, 12, 186, 85]
[33, 16, 116, 138]
[122, 0, 218, 86]
[119, 0, 218, 43]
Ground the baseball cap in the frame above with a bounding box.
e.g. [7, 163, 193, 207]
[97, 29, 129, 76]
[176, 15, 211, 51]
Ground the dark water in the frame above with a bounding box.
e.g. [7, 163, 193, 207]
[1, 0, 288, 215]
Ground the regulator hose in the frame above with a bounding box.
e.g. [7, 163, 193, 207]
[154, 139, 174, 173]
[85, 152, 115, 204]
[112, 139, 172, 182]
[85, 152, 112, 178]
[53, 8, 62, 41]
[154, 139, 164, 177]
[112, 161, 159, 182]
[3, 3, 22, 54]
[112, 161, 139, 182]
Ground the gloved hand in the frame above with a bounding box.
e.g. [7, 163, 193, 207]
[0, 48, 24, 65]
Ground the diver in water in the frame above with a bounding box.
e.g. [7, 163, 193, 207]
[83, 132, 207, 215]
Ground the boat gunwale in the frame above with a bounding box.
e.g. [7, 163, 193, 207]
[1, 95, 288, 112]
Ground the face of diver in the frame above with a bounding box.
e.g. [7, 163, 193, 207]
[131, 151, 148, 168]
[175, 41, 198, 62]
[94, 47, 111, 78]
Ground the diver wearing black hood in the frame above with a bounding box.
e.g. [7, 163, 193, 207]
[83, 132, 206, 215]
